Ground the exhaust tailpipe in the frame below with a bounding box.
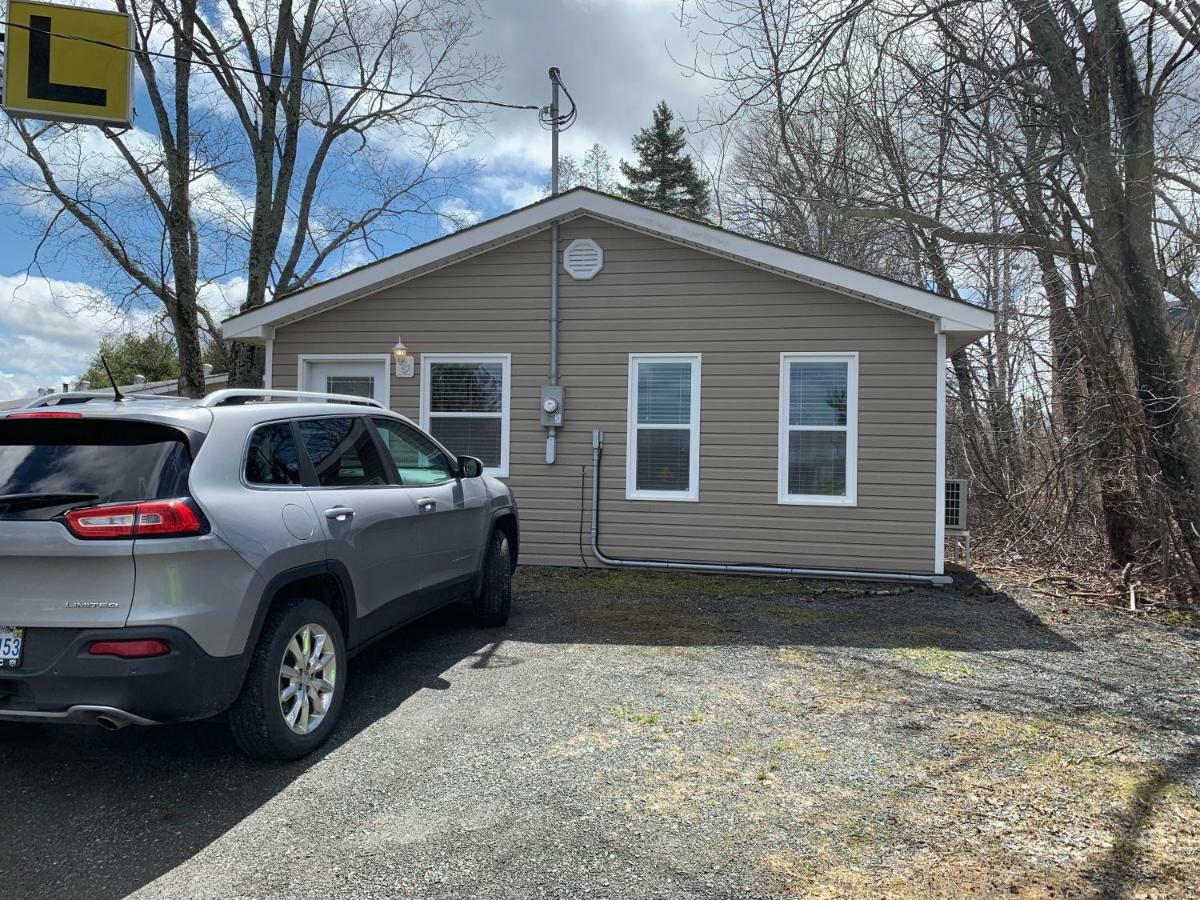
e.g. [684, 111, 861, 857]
[95, 714, 127, 731]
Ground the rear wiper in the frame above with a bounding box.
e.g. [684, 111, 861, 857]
[0, 492, 99, 511]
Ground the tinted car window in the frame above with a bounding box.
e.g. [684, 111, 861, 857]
[372, 418, 455, 486]
[297, 417, 390, 487]
[245, 422, 302, 486]
[0, 419, 192, 519]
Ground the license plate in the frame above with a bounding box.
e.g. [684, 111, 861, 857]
[0, 626, 24, 668]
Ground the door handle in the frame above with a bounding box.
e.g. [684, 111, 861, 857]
[416, 497, 437, 512]
[325, 507, 355, 521]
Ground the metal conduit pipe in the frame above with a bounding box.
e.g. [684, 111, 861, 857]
[546, 220, 560, 464]
[589, 429, 952, 586]
[545, 67, 561, 466]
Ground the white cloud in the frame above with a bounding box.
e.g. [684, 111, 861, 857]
[0, 119, 252, 235]
[199, 275, 249, 322]
[437, 197, 485, 234]
[0, 275, 138, 401]
[466, 0, 710, 180]
[472, 174, 545, 211]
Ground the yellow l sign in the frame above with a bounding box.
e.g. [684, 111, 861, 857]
[2, 1, 133, 127]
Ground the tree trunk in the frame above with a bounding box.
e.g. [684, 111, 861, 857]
[230, 341, 266, 390]
[173, 298, 207, 398]
[1018, 0, 1200, 583]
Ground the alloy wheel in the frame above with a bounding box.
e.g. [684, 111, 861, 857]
[278, 623, 337, 735]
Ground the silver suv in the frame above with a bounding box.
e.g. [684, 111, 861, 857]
[0, 389, 518, 759]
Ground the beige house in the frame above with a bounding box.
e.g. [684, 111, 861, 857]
[222, 189, 994, 583]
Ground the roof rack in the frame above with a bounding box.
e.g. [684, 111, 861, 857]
[197, 389, 384, 409]
[22, 392, 184, 409]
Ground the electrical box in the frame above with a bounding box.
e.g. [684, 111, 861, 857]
[540, 385, 564, 426]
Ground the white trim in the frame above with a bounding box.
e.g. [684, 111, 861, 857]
[777, 352, 859, 507]
[264, 337, 274, 389]
[935, 332, 947, 575]
[625, 353, 702, 502]
[221, 189, 995, 342]
[418, 352, 511, 478]
[297, 353, 391, 409]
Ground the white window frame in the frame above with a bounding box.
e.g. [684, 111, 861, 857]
[419, 352, 511, 478]
[626, 352, 701, 502]
[297, 353, 391, 408]
[777, 351, 858, 507]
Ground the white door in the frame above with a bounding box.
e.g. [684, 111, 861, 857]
[302, 359, 389, 407]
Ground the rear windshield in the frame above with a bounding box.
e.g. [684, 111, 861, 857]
[0, 419, 192, 518]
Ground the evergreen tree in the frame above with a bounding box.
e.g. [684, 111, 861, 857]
[619, 101, 710, 218]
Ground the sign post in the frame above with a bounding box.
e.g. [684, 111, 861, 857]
[2, 1, 133, 128]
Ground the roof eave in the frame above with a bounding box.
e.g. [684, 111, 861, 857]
[222, 188, 996, 341]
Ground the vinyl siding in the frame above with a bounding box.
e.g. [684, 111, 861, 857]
[272, 216, 939, 573]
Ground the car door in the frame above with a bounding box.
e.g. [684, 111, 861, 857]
[296, 416, 423, 636]
[370, 417, 489, 609]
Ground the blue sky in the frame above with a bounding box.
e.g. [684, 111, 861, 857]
[0, 0, 711, 400]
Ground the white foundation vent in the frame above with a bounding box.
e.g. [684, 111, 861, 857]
[563, 238, 603, 280]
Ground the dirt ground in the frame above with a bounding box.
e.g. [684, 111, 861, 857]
[3, 567, 1198, 899]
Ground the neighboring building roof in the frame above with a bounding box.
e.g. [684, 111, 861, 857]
[221, 188, 995, 344]
[0, 372, 228, 411]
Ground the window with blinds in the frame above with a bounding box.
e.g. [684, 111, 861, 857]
[325, 376, 375, 399]
[420, 353, 511, 476]
[626, 353, 701, 501]
[777, 352, 858, 505]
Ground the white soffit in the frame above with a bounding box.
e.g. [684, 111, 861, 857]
[223, 189, 995, 340]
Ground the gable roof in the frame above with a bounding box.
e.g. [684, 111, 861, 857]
[222, 187, 994, 343]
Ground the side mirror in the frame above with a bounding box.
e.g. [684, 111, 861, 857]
[457, 456, 484, 478]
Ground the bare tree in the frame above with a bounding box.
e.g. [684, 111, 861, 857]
[547, 142, 619, 194]
[682, 0, 1200, 591]
[2, 0, 498, 394]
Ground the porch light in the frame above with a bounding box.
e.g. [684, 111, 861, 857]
[392, 336, 414, 378]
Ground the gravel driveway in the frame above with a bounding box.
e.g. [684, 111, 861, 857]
[3, 568, 1198, 899]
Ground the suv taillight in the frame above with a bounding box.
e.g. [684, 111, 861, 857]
[64, 499, 207, 539]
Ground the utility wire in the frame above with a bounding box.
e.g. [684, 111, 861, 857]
[539, 67, 578, 131]
[0, 19, 541, 111]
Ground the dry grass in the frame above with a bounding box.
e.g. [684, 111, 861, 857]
[512, 566, 1200, 896]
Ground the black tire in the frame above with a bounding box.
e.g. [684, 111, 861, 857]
[473, 529, 513, 627]
[228, 598, 346, 761]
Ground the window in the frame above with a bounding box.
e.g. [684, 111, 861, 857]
[0, 419, 192, 515]
[245, 422, 303, 486]
[372, 418, 456, 486]
[298, 356, 390, 407]
[626, 353, 701, 501]
[778, 353, 858, 505]
[325, 376, 375, 399]
[297, 417, 390, 487]
[420, 353, 510, 476]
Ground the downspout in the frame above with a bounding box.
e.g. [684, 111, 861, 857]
[590, 430, 952, 586]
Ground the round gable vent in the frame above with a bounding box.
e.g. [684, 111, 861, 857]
[563, 238, 603, 280]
